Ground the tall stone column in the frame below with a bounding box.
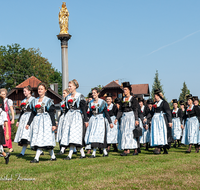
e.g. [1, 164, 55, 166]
[57, 34, 71, 91]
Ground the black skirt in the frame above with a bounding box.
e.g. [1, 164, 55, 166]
[0, 126, 5, 145]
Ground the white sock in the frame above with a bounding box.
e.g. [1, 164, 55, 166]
[0, 145, 4, 153]
[103, 148, 108, 155]
[80, 148, 85, 157]
[34, 149, 42, 161]
[61, 147, 65, 153]
[92, 148, 97, 157]
[73, 147, 77, 153]
[48, 149, 56, 159]
[68, 146, 74, 158]
[21, 145, 27, 155]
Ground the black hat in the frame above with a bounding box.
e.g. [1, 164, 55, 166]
[193, 96, 199, 101]
[147, 99, 154, 105]
[114, 98, 121, 104]
[154, 89, 162, 95]
[138, 97, 144, 103]
[122, 82, 131, 88]
[122, 82, 132, 92]
[106, 93, 113, 98]
[172, 99, 178, 104]
[179, 100, 185, 105]
[186, 94, 193, 100]
[88, 93, 92, 99]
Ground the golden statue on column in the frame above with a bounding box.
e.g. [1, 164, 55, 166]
[59, 2, 69, 34]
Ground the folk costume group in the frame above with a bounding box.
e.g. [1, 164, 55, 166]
[1, 80, 200, 164]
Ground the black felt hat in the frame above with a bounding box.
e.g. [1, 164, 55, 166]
[114, 98, 121, 104]
[122, 82, 132, 92]
[106, 93, 113, 98]
[154, 89, 162, 95]
[122, 82, 131, 88]
[88, 93, 92, 99]
[147, 99, 154, 105]
[179, 100, 185, 105]
[186, 94, 193, 100]
[138, 97, 144, 103]
[172, 99, 178, 104]
[193, 96, 199, 101]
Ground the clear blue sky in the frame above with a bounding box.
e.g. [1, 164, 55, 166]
[1, 0, 200, 100]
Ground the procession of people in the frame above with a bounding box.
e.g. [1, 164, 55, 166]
[0, 80, 200, 164]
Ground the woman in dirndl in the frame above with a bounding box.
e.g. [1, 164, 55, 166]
[114, 82, 143, 156]
[85, 92, 93, 155]
[171, 99, 183, 148]
[141, 99, 154, 151]
[85, 87, 114, 158]
[105, 93, 119, 152]
[150, 89, 173, 155]
[14, 86, 36, 157]
[56, 88, 70, 154]
[0, 88, 15, 152]
[26, 83, 57, 163]
[59, 79, 89, 160]
[181, 94, 200, 153]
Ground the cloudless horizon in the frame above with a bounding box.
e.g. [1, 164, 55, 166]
[0, 0, 200, 101]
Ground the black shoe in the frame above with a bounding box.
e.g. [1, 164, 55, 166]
[16, 153, 24, 157]
[113, 148, 118, 152]
[133, 152, 138, 156]
[40, 152, 44, 155]
[73, 151, 77, 155]
[57, 151, 64, 155]
[30, 159, 39, 163]
[50, 158, 57, 161]
[79, 156, 86, 159]
[89, 155, 95, 158]
[99, 150, 103, 154]
[120, 152, 127, 156]
[186, 150, 191, 153]
[173, 144, 176, 148]
[63, 156, 71, 160]
[4, 153, 10, 164]
[163, 150, 168, 154]
[103, 154, 108, 157]
[178, 144, 181, 147]
[137, 148, 141, 153]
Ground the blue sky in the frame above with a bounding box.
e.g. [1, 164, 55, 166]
[0, 0, 200, 100]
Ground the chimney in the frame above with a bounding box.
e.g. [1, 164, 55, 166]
[54, 83, 58, 93]
[115, 80, 119, 84]
[50, 83, 58, 93]
[50, 84, 55, 91]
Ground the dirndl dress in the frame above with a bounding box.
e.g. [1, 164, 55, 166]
[150, 112, 168, 147]
[118, 111, 138, 150]
[181, 116, 199, 145]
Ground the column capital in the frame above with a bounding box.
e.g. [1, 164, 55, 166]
[57, 34, 72, 47]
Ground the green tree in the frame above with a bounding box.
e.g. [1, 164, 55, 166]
[151, 70, 166, 99]
[0, 44, 62, 95]
[179, 82, 190, 102]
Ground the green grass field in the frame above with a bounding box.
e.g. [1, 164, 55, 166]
[0, 143, 200, 190]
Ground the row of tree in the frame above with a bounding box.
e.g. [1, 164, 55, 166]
[0, 44, 62, 95]
[151, 70, 190, 103]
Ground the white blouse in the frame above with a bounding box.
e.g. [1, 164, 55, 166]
[4, 98, 13, 107]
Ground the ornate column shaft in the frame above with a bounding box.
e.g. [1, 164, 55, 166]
[57, 34, 71, 91]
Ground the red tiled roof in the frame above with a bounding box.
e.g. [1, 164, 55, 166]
[16, 76, 41, 88]
[102, 81, 122, 89]
[131, 84, 150, 96]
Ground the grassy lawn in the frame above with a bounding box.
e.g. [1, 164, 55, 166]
[0, 143, 200, 189]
